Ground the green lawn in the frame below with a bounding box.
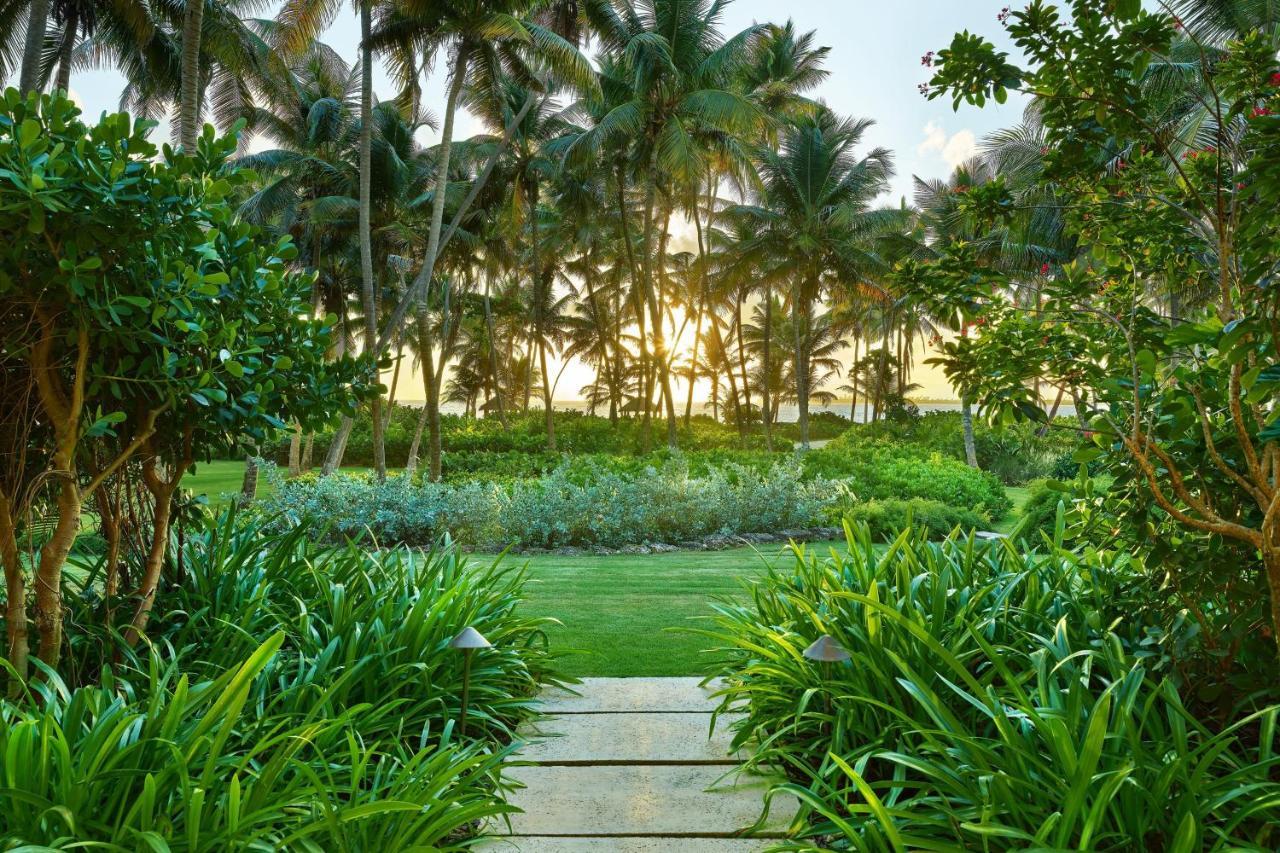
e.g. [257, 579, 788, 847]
[185, 459, 264, 505]
[183, 460, 385, 507]
[476, 539, 846, 678]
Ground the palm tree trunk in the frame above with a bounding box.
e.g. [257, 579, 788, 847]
[19, 0, 52, 94]
[323, 315, 354, 474]
[762, 285, 773, 451]
[849, 334, 859, 420]
[538, 333, 556, 451]
[735, 291, 752, 427]
[54, 6, 77, 93]
[405, 318, 431, 474]
[795, 281, 812, 450]
[178, 0, 206, 150]
[961, 396, 979, 468]
[482, 274, 509, 427]
[358, 0, 385, 482]
[707, 309, 743, 434]
[419, 306, 442, 482]
[415, 42, 469, 323]
[382, 336, 404, 430]
[686, 183, 713, 426]
[638, 154, 677, 449]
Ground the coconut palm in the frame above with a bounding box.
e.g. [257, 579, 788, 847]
[566, 0, 764, 448]
[728, 107, 894, 448]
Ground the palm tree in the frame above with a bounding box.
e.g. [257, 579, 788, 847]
[469, 78, 573, 448]
[365, 0, 596, 357]
[729, 108, 894, 448]
[567, 0, 764, 448]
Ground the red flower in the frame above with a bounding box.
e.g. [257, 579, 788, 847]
[1251, 107, 1274, 118]
[1040, 263, 1051, 275]
[1270, 72, 1280, 87]
[1237, 181, 1247, 190]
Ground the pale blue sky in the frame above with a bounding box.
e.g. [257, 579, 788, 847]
[63, 0, 1027, 204]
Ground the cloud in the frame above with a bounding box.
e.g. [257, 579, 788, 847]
[917, 121, 978, 171]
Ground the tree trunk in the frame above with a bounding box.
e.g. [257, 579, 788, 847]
[383, 337, 404, 430]
[0, 493, 28, 693]
[322, 416, 354, 474]
[240, 452, 259, 503]
[794, 284, 811, 450]
[301, 432, 314, 471]
[19, 0, 52, 95]
[124, 457, 187, 646]
[358, 0, 385, 482]
[288, 423, 302, 476]
[405, 373, 430, 474]
[178, 0, 206, 150]
[762, 286, 774, 451]
[1263, 548, 1280, 659]
[707, 309, 743, 434]
[735, 292, 752, 430]
[54, 5, 77, 93]
[961, 396, 979, 468]
[482, 275, 509, 427]
[538, 334, 556, 451]
[849, 335, 859, 420]
[638, 157, 677, 449]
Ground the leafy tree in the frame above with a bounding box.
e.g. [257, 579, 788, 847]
[921, 0, 1280, 653]
[0, 91, 364, 680]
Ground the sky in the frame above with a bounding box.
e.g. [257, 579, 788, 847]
[63, 0, 1030, 403]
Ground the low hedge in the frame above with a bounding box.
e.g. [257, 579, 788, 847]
[831, 411, 1084, 484]
[838, 497, 991, 539]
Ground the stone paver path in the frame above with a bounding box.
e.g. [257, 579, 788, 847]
[477, 678, 797, 851]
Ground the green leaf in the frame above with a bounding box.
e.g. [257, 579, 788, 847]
[18, 118, 40, 147]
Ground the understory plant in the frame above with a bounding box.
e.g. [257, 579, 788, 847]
[1, 509, 564, 848]
[260, 443, 1009, 550]
[703, 525, 1280, 850]
[260, 456, 834, 549]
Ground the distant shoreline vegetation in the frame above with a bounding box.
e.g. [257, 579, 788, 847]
[390, 399, 1079, 421]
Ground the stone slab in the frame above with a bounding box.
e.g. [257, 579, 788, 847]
[538, 678, 724, 714]
[474, 838, 775, 852]
[495, 764, 796, 837]
[517, 713, 743, 764]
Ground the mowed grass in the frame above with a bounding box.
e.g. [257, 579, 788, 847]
[183, 460, 385, 507]
[181, 459, 1038, 677]
[475, 539, 847, 678]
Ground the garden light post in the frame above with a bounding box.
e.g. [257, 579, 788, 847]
[451, 627, 492, 738]
[804, 634, 850, 730]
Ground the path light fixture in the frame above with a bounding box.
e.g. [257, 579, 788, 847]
[803, 635, 851, 663]
[451, 626, 492, 738]
[803, 634, 850, 728]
